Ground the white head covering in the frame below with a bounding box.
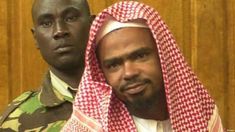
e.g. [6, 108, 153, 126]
[96, 16, 148, 43]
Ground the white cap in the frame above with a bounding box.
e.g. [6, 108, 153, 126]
[96, 16, 148, 43]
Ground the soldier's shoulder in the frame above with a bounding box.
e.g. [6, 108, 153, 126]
[0, 91, 37, 125]
[13, 91, 37, 103]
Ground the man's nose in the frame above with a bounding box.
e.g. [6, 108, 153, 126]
[53, 21, 69, 40]
[123, 61, 140, 80]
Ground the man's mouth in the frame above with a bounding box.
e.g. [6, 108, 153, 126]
[123, 82, 147, 95]
[54, 44, 73, 53]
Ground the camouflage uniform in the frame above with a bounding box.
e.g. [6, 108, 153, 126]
[0, 72, 74, 132]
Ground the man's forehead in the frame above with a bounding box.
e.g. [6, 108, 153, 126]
[98, 28, 155, 60]
[33, 0, 84, 6]
[32, 0, 84, 14]
[32, 0, 86, 22]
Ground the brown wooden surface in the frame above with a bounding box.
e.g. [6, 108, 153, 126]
[0, 0, 9, 114]
[0, 0, 48, 112]
[226, 0, 235, 129]
[0, 0, 234, 130]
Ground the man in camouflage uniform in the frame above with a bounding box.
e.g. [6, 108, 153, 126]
[0, 0, 93, 131]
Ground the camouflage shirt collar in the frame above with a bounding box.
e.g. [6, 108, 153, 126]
[38, 71, 68, 107]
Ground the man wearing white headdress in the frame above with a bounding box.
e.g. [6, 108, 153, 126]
[62, 1, 224, 131]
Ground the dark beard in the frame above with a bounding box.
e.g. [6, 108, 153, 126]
[126, 87, 166, 112]
[126, 91, 158, 111]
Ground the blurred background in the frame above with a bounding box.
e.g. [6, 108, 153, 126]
[0, 0, 234, 130]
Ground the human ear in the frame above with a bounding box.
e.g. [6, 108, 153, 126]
[89, 15, 96, 24]
[31, 27, 39, 49]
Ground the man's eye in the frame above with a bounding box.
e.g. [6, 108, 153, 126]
[106, 63, 121, 70]
[41, 21, 53, 28]
[65, 16, 78, 22]
[108, 64, 119, 69]
[136, 53, 148, 60]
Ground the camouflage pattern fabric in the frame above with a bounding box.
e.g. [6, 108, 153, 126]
[0, 72, 73, 132]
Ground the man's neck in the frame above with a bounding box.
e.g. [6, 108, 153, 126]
[49, 67, 84, 88]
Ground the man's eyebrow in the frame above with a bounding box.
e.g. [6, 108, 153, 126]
[37, 13, 53, 22]
[102, 47, 153, 65]
[103, 57, 122, 66]
[128, 47, 153, 57]
[36, 6, 81, 21]
[61, 6, 81, 15]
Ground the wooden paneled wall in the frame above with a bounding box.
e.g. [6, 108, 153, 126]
[0, 0, 47, 113]
[0, 0, 234, 130]
[0, 0, 9, 115]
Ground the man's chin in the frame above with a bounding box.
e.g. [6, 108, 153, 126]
[53, 61, 82, 71]
[126, 96, 155, 110]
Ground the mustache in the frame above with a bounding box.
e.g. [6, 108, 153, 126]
[120, 78, 150, 91]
